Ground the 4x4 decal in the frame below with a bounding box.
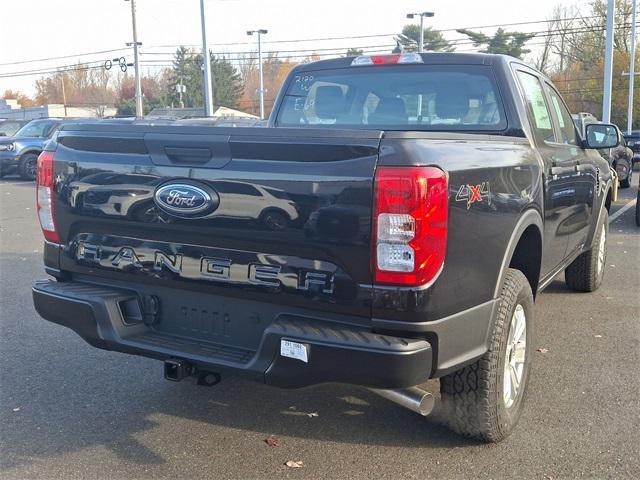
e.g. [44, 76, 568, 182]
[456, 182, 491, 209]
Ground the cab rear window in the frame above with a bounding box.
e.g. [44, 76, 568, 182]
[275, 65, 506, 131]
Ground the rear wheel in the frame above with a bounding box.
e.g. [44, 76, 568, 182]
[618, 160, 632, 188]
[440, 268, 534, 443]
[18, 152, 38, 181]
[635, 189, 640, 227]
[565, 210, 608, 292]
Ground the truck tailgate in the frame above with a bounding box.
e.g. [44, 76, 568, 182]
[51, 124, 381, 321]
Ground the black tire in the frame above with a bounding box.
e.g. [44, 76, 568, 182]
[440, 268, 534, 443]
[18, 152, 39, 181]
[565, 209, 608, 292]
[635, 189, 640, 227]
[619, 168, 631, 188]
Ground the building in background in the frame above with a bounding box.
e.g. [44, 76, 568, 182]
[0, 99, 116, 120]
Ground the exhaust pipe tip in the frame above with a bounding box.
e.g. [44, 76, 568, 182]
[369, 386, 435, 416]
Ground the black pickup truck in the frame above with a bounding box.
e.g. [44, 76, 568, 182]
[32, 53, 619, 442]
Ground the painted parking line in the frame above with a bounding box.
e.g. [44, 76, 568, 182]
[609, 197, 638, 223]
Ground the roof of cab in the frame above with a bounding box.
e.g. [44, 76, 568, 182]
[291, 52, 518, 72]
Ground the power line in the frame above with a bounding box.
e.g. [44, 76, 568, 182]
[1, 18, 637, 80]
[0, 14, 613, 69]
[137, 22, 640, 61]
[0, 48, 130, 67]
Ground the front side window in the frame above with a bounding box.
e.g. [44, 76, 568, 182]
[546, 84, 578, 145]
[0, 122, 20, 136]
[276, 65, 506, 131]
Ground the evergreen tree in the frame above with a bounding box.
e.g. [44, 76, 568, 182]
[396, 25, 454, 52]
[456, 28, 534, 58]
[167, 47, 244, 110]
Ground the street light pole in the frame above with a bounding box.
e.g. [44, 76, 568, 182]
[406, 12, 434, 53]
[247, 29, 268, 119]
[406, 12, 434, 121]
[126, 0, 143, 118]
[627, 0, 637, 134]
[200, 0, 214, 117]
[602, 0, 616, 123]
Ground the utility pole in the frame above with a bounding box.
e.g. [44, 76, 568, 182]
[406, 12, 434, 121]
[60, 75, 68, 117]
[126, 0, 143, 118]
[200, 0, 214, 117]
[247, 29, 268, 119]
[627, 0, 637, 134]
[177, 75, 185, 108]
[602, 0, 616, 123]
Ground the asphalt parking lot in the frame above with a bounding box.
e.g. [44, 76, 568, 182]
[0, 174, 638, 479]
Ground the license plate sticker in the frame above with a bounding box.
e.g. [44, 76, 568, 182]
[280, 340, 308, 363]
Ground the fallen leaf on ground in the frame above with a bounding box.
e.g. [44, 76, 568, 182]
[306, 412, 319, 418]
[265, 436, 282, 447]
[285, 460, 304, 468]
[536, 348, 549, 353]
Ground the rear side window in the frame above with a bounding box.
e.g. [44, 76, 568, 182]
[276, 65, 506, 131]
[516, 71, 556, 144]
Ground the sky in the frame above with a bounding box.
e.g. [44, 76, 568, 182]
[0, 0, 585, 98]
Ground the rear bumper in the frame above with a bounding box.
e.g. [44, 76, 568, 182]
[32, 279, 433, 389]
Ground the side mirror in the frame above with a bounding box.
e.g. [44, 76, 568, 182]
[585, 123, 619, 149]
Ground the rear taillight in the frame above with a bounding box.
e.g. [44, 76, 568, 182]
[36, 151, 59, 243]
[373, 166, 448, 286]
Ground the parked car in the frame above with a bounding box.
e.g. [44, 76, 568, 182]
[572, 115, 634, 188]
[636, 184, 640, 227]
[622, 129, 640, 168]
[33, 52, 617, 443]
[0, 117, 119, 180]
[571, 112, 599, 137]
[606, 126, 634, 188]
[0, 119, 30, 137]
[0, 118, 65, 180]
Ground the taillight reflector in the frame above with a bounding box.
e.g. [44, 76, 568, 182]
[373, 166, 448, 286]
[36, 151, 59, 243]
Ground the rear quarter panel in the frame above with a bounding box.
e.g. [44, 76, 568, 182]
[373, 132, 542, 321]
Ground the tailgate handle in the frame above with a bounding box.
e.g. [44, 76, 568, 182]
[164, 146, 212, 164]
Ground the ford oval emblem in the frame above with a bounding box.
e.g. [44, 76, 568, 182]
[154, 182, 219, 218]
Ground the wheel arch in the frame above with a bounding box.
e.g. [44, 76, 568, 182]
[19, 148, 42, 159]
[494, 208, 543, 299]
